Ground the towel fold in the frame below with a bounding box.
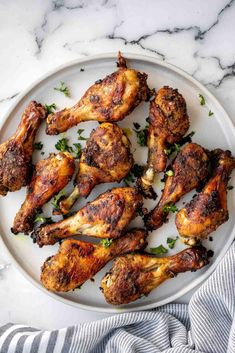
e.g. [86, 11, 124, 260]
[0, 242, 234, 353]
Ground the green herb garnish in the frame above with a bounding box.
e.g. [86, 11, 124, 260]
[45, 103, 56, 115]
[165, 170, 174, 177]
[72, 143, 82, 159]
[199, 94, 205, 106]
[227, 185, 233, 190]
[164, 143, 180, 156]
[77, 129, 87, 141]
[34, 142, 43, 150]
[54, 81, 70, 97]
[55, 138, 73, 153]
[163, 203, 178, 213]
[133, 125, 148, 147]
[100, 239, 113, 248]
[167, 236, 179, 249]
[150, 245, 168, 255]
[52, 191, 66, 210]
[208, 110, 214, 117]
[34, 216, 53, 224]
[123, 172, 135, 186]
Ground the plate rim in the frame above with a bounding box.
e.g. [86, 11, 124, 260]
[0, 52, 234, 313]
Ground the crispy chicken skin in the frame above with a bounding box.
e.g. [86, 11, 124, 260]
[58, 122, 133, 215]
[0, 101, 46, 196]
[11, 152, 75, 235]
[46, 53, 150, 135]
[138, 86, 189, 198]
[32, 187, 143, 247]
[144, 143, 210, 230]
[101, 247, 209, 305]
[176, 149, 235, 245]
[41, 229, 147, 292]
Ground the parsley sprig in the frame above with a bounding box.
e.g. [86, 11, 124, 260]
[34, 216, 53, 225]
[51, 191, 66, 210]
[54, 81, 70, 97]
[100, 239, 113, 248]
[45, 103, 56, 115]
[199, 94, 205, 106]
[77, 129, 87, 141]
[163, 203, 178, 213]
[133, 122, 148, 147]
[150, 245, 168, 255]
[34, 142, 43, 150]
[167, 236, 179, 249]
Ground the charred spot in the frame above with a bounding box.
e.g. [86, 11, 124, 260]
[57, 269, 71, 286]
[71, 242, 94, 257]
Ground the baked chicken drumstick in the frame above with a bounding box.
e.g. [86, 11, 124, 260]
[101, 246, 209, 305]
[58, 122, 133, 215]
[46, 53, 150, 135]
[0, 101, 46, 196]
[176, 149, 235, 245]
[138, 86, 189, 198]
[32, 187, 143, 247]
[144, 143, 210, 230]
[11, 152, 75, 235]
[41, 229, 147, 292]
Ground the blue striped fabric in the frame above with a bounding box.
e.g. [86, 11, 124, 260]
[0, 242, 234, 353]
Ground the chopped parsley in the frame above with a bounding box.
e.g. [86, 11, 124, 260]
[54, 81, 70, 97]
[41, 151, 45, 155]
[133, 122, 148, 147]
[165, 170, 174, 177]
[163, 203, 178, 213]
[123, 164, 144, 186]
[55, 137, 73, 153]
[150, 245, 168, 255]
[167, 236, 179, 249]
[51, 191, 66, 210]
[123, 172, 135, 186]
[77, 129, 87, 141]
[199, 94, 205, 106]
[100, 239, 113, 248]
[164, 143, 180, 156]
[44, 103, 56, 115]
[34, 216, 53, 224]
[34, 142, 43, 150]
[208, 110, 214, 117]
[72, 143, 82, 159]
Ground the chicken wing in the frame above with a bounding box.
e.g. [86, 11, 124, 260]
[138, 86, 189, 198]
[41, 229, 147, 292]
[11, 152, 75, 235]
[0, 101, 46, 196]
[32, 187, 143, 247]
[176, 149, 235, 245]
[58, 122, 133, 215]
[144, 143, 210, 230]
[101, 246, 209, 305]
[46, 53, 150, 135]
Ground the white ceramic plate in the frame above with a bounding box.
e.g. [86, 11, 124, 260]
[0, 53, 234, 313]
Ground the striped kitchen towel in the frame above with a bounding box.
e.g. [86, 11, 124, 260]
[0, 242, 234, 353]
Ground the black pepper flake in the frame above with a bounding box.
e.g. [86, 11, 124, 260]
[80, 68, 85, 72]
[209, 236, 213, 242]
[207, 250, 214, 258]
[90, 278, 95, 282]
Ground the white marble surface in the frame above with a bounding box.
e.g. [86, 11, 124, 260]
[0, 0, 235, 330]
